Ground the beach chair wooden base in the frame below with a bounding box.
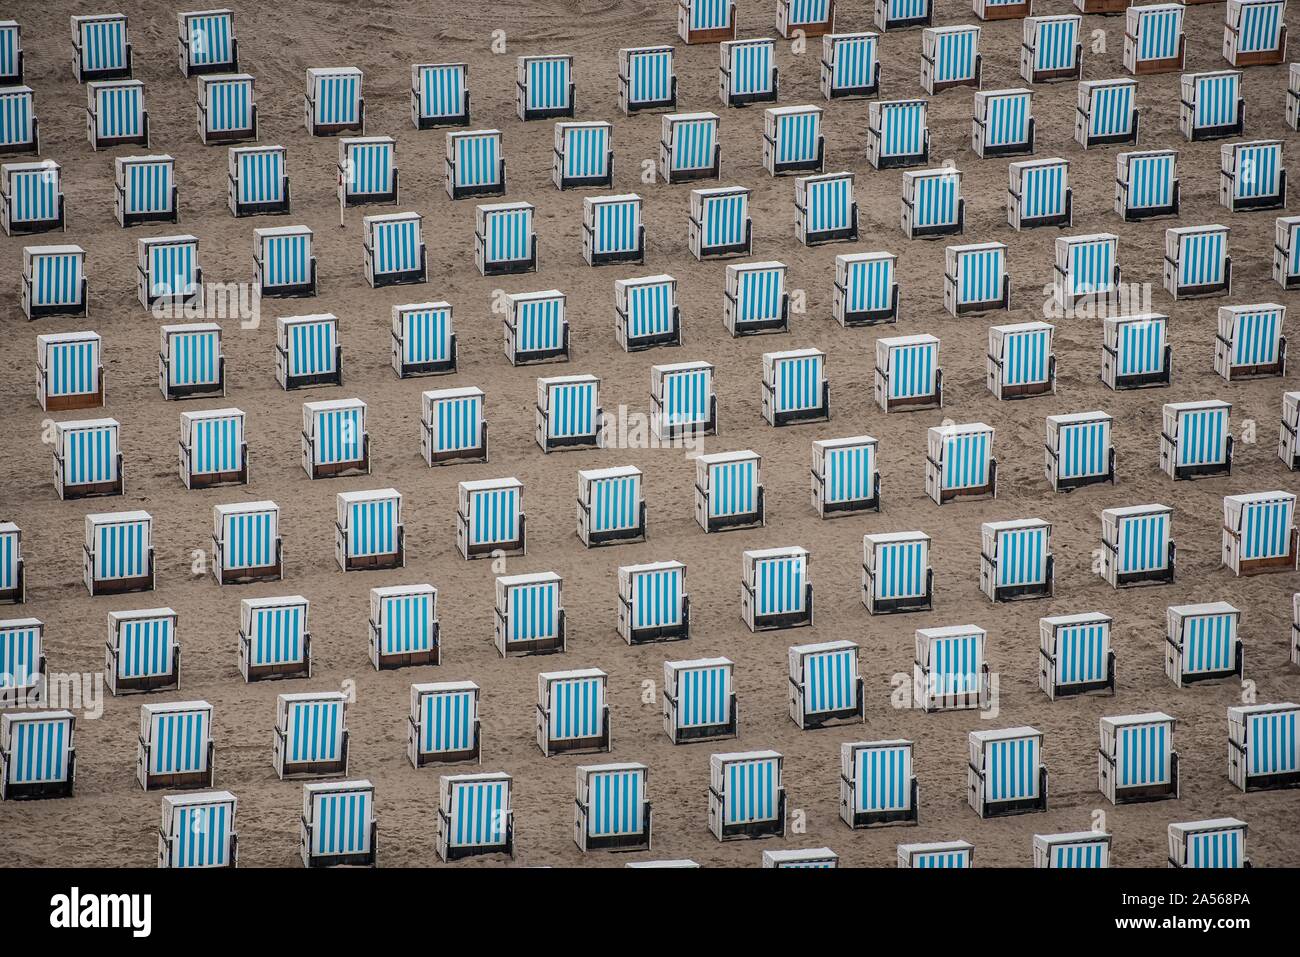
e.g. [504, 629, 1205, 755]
[229, 179, 289, 218]
[59, 475, 124, 502]
[1225, 173, 1286, 212]
[714, 794, 786, 841]
[77, 48, 133, 84]
[1166, 259, 1231, 300]
[872, 135, 929, 171]
[839, 286, 899, 327]
[1106, 351, 1171, 390]
[743, 586, 814, 632]
[1231, 533, 1299, 576]
[825, 61, 881, 100]
[496, 610, 565, 658]
[669, 704, 737, 744]
[0, 562, 23, 605]
[580, 820, 652, 853]
[138, 747, 212, 792]
[162, 358, 224, 401]
[3, 198, 64, 236]
[0, 119, 38, 156]
[975, 769, 1048, 818]
[304, 98, 365, 137]
[817, 478, 882, 518]
[1077, 0, 1129, 8]
[86, 566, 154, 596]
[306, 446, 371, 481]
[1112, 545, 1176, 588]
[765, 381, 829, 427]
[214, 554, 283, 587]
[619, 307, 681, 352]
[1227, 31, 1286, 67]
[477, 235, 538, 276]
[1052, 450, 1117, 492]
[367, 248, 427, 289]
[655, 407, 717, 443]
[979, 1, 1030, 19]
[768, 138, 824, 177]
[799, 686, 865, 731]
[1107, 759, 1179, 805]
[723, 85, 780, 109]
[0, 751, 74, 801]
[372, 634, 440, 671]
[440, 825, 514, 862]
[699, 496, 765, 533]
[444, 159, 504, 200]
[409, 726, 480, 768]
[863, 571, 932, 615]
[1238, 768, 1300, 793]
[585, 225, 645, 266]
[663, 144, 721, 184]
[907, 200, 965, 240]
[624, 78, 677, 114]
[340, 549, 404, 573]
[1027, 60, 1081, 84]
[518, 93, 576, 122]
[882, 387, 943, 413]
[1016, 191, 1072, 230]
[978, 119, 1034, 158]
[950, 279, 1010, 318]
[694, 222, 753, 262]
[414, 89, 469, 129]
[926, 58, 981, 95]
[803, 217, 859, 247]
[624, 608, 691, 645]
[988, 574, 1054, 603]
[110, 649, 179, 696]
[397, 340, 457, 378]
[1121, 183, 1179, 221]
[727, 315, 788, 337]
[276, 732, 348, 780]
[556, 162, 614, 191]
[24, 278, 88, 321]
[200, 108, 257, 146]
[342, 173, 398, 208]
[538, 716, 610, 758]
[0, 674, 42, 710]
[1189, 110, 1243, 143]
[580, 503, 647, 547]
[279, 354, 342, 392]
[931, 464, 997, 505]
[259, 259, 318, 299]
[1173, 645, 1242, 687]
[457, 516, 525, 560]
[89, 115, 150, 152]
[303, 829, 377, 869]
[240, 632, 311, 683]
[1128, 45, 1185, 76]
[424, 430, 488, 466]
[846, 785, 919, 829]
[1045, 652, 1116, 699]
[1078, 110, 1139, 148]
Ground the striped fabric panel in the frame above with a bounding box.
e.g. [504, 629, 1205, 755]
[707, 460, 756, 517]
[166, 329, 218, 386]
[930, 635, 982, 696]
[312, 74, 361, 126]
[632, 567, 682, 628]
[1186, 830, 1243, 868]
[803, 648, 855, 714]
[1247, 711, 1299, 776]
[346, 142, 394, 195]
[62, 424, 118, 486]
[728, 43, 774, 96]
[1177, 232, 1227, 288]
[941, 431, 991, 490]
[855, 745, 911, 812]
[379, 593, 433, 655]
[774, 354, 823, 412]
[1126, 154, 1175, 209]
[887, 342, 937, 399]
[171, 803, 231, 867]
[45, 339, 98, 398]
[401, 308, 452, 364]
[690, 0, 732, 30]
[1117, 723, 1169, 787]
[775, 112, 819, 164]
[994, 526, 1048, 587]
[753, 554, 807, 615]
[677, 665, 729, 728]
[1231, 143, 1281, 200]
[421, 688, 475, 753]
[287, 701, 342, 763]
[526, 58, 570, 111]
[587, 475, 639, 533]
[1001, 328, 1050, 385]
[1233, 1, 1283, 53]
[0, 89, 34, 147]
[1020, 164, 1066, 220]
[1068, 239, 1116, 297]
[92, 84, 144, 139]
[984, 94, 1029, 148]
[1032, 18, 1078, 72]
[592, 199, 640, 254]
[563, 126, 609, 179]
[347, 498, 398, 557]
[931, 30, 978, 83]
[626, 281, 674, 339]
[670, 118, 716, 171]
[1117, 513, 1170, 573]
[1181, 612, 1237, 674]
[204, 78, 252, 133]
[823, 444, 873, 504]
[1088, 84, 1135, 138]
[1194, 74, 1239, 128]
[263, 234, 312, 288]
[806, 176, 852, 232]
[1133, 8, 1182, 61]
[372, 218, 421, 274]
[0, 624, 40, 688]
[737, 267, 783, 322]
[310, 790, 371, 856]
[880, 101, 926, 157]
[626, 49, 672, 105]
[1175, 408, 1228, 467]
[507, 581, 559, 641]
[1058, 420, 1110, 479]
[873, 540, 927, 600]
[449, 779, 508, 847]
[469, 488, 518, 545]
[191, 415, 242, 475]
[1116, 319, 1166, 377]
[1056, 622, 1108, 685]
[9, 718, 69, 784]
[312, 406, 363, 465]
[703, 193, 747, 248]
[118, 617, 172, 679]
[485, 207, 533, 263]
[985, 736, 1039, 801]
[249, 606, 303, 666]
[236, 151, 283, 205]
[516, 298, 564, 353]
[149, 243, 197, 298]
[146, 710, 208, 774]
[221, 510, 276, 570]
[547, 676, 604, 741]
[185, 13, 234, 67]
[30, 252, 83, 307]
[723, 757, 779, 824]
[454, 133, 500, 188]
[845, 258, 893, 312]
[587, 768, 645, 837]
[430, 394, 481, 453]
[78, 19, 127, 73]
[287, 320, 335, 377]
[913, 173, 960, 228]
[1239, 498, 1294, 560]
[417, 64, 465, 119]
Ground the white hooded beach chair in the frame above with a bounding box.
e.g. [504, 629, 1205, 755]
[517, 55, 574, 121]
[719, 39, 778, 107]
[54, 418, 122, 501]
[179, 409, 247, 490]
[658, 112, 720, 183]
[475, 201, 537, 275]
[763, 348, 829, 426]
[411, 63, 469, 128]
[1223, 491, 1298, 575]
[1103, 313, 1170, 389]
[840, 740, 917, 827]
[159, 791, 237, 868]
[875, 334, 941, 411]
[239, 595, 310, 682]
[1101, 504, 1175, 587]
[336, 489, 405, 572]
[1020, 16, 1081, 83]
[651, 361, 716, 439]
[83, 511, 153, 596]
[136, 701, 212, 790]
[1100, 712, 1179, 804]
[86, 79, 148, 149]
[177, 10, 238, 76]
[663, 658, 736, 742]
[796, 172, 858, 245]
[1046, 412, 1115, 491]
[1275, 215, 1300, 288]
[0, 524, 22, 605]
[1228, 703, 1300, 791]
[763, 106, 824, 176]
[302, 398, 369, 479]
[867, 99, 929, 169]
[945, 243, 1008, 316]
[968, 727, 1047, 818]
[409, 682, 480, 767]
[300, 780, 376, 868]
[504, 289, 567, 364]
[495, 572, 565, 657]
[37, 331, 102, 412]
[812, 436, 880, 516]
[0, 711, 74, 800]
[392, 302, 456, 378]
[1008, 158, 1071, 229]
[1166, 603, 1242, 687]
[875, 0, 932, 29]
[988, 323, 1054, 400]
[227, 145, 288, 217]
[72, 14, 131, 83]
[535, 373, 601, 452]
[1074, 78, 1139, 148]
[1053, 234, 1119, 314]
[421, 387, 486, 465]
[22, 244, 86, 319]
[1124, 5, 1185, 75]
[304, 67, 363, 135]
[1223, 0, 1287, 67]
[576, 763, 651, 852]
[369, 584, 438, 670]
[617, 275, 681, 350]
[1281, 391, 1300, 469]
[1115, 150, 1179, 220]
[363, 212, 426, 288]
[274, 691, 348, 779]
[1169, 819, 1250, 868]
[256, 226, 316, 298]
[695, 450, 764, 532]
[925, 422, 996, 504]
[211, 501, 282, 585]
[709, 751, 786, 840]
[820, 33, 880, 99]
[1216, 304, 1286, 380]
[437, 772, 513, 861]
[537, 668, 610, 756]
[690, 187, 752, 260]
[1034, 832, 1110, 868]
[779, 0, 836, 37]
[584, 194, 644, 266]
[724, 261, 787, 335]
[276, 314, 339, 390]
[577, 466, 645, 546]
[0, 84, 37, 155]
[898, 841, 972, 868]
[619, 46, 676, 114]
[0, 617, 44, 708]
[196, 73, 255, 144]
[678, 0, 736, 43]
[339, 136, 398, 207]
[1180, 71, 1243, 141]
[618, 562, 689, 644]
[137, 235, 201, 311]
[833, 252, 897, 326]
[741, 546, 813, 631]
[903, 168, 963, 238]
[1220, 140, 1286, 211]
[788, 640, 863, 729]
[1, 161, 63, 235]
[862, 531, 931, 614]
[0, 21, 23, 85]
[553, 121, 613, 189]
[159, 323, 223, 400]
[1163, 224, 1231, 299]
[914, 625, 989, 712]
[1039, 613, 1115, 699]
[457, 478, 524, 559]
[979, 519, 1053, 602]
[921, 25, 981, 94]
[972, 89, 1033, 158]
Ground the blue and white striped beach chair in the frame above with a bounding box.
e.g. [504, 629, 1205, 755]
[536, 374, 602, 452]
[1216, 304, 1286, 380]
[553, 121, 612, 189]
[1115, 150, 1179, 220]
[763, 106, 824, 175]
[968, 728, 1047, 817]
[1282, 392, 1300, 470]
[1166, 603, 1243, 687]
[537, 668, 610, 756]
[584, 194, 644, 266]
[1224, 491, 1297, 574]
[973, 89, 1033, 158]
[137, 236, 201, 311]
[1, 161, 62, 235]
[695, 450, 764, 532]
[72, 14, 131, 83]
[944, 242, 1008, 315]
[867, 99, 929, 169]
[82, 511, 153, 596]
[339, 136, 398, 207]
[179, 408, 246, 489]
[691, 187, 752, 261]
[115, 155, 175, 228]
[274, 691, 348, 779]
[651, 361, 716, 439]
[86, 79, 148, 149]
[475, 201, 536, 275]
[54, 418, 122, 500]
[875, 333, 941, 411]
[177, 9, 238, 76]
[1039, 613, 1115, 699]
[304, 67, 363, 135]
[921, 25, 981, 94]
[1180, 71, 1243, 141]
[212, 501, 282, 584]
[457, 478, 525, 559]
[658, 112, 720, 184]
[1008, 158, 1071, 229]
[1229, 703, 1300, 791]
[979, 519, 1053, 602]
[1075, 78, 1139, 148]
[903, 168, 964, 238]
[1124, 5, 1185, 74]
[719, 39, 778, 108]
[136, 701, 212, 789]
[196, 73, 255, 145]
[576, 763, 651, 852]
[444, 129, 503, 200]
[840, 740, 917, 827]
[664, 658, 736, 741]
[812, 435, 880, 517]
[256, 226, 316, 298]
[0, 21, 22, 85]
[914, 625, 989, 711]
[779, 0, 837, 37]
[899, 841, 973, 868]
[437, 772, 513, 860]
[38, 332, 101, 412]
[795, 172, 857, 245]
[104, 613, 178, 696]
[723, 260, 787, 334]
[0, 524, 22, 605]
[409, 682, 480, 767]
[1220, 140, 1286, 211]
[679, 0, 736, 43]
[504, 289, 568, 364]
[618, 561, 688, 643]
[1103, 313, 1170, 389]
[411, 63, 469, 128]
[335, 488, 405, 572]
[862, 531, 931, 614]
[1169, 819, 1249, 868]
[421, 387, 486, 465]
[159, 791, 237, 868]
[975, 0, 1031, 20]
[495, 572, 565, 657]
[788, 640, 863, 728]
[1164, 224, 1231, 299]
[369, 584, 439, 670]
[517, 55, 574, 121]
[577, 466, 644, 546]
[227, 145, 287, 217]
[987, 322, 1054, 399]
[1224, 0, 1287, 66]
[0, 85, 37, 155]
[1020, 15, 1081, 82]
[1053, 234, 1119, 313]
[1035, 832, 1111, 868]
[1101, 504, 1175, 587]
[820, 33, 880, 99]
[619, 46, 676, 114]
[741, 546, 813, 631]
[0, 617, 44, 707]
[0, 711, 74, 800]
[276, 314, 339, 390]
[1046, 411, 1115, 491]
[1275, 215, 1300, 288]
[392, 302, 457, 378]
[833, 251, 896, 325]
[300, 780, 377, 867]
[239, 595, 311, 681]
[709, 751, 786, 840]
[762, 348, 829, 426]
[1100, 713, 1178, 804]
[875, 0, 933, 30]
[363, 212, 425, 288]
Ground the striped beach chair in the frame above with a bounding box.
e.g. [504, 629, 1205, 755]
[211, 501, 282, 585]
[83, 512, 153, 596]
[363, 212, 426, 287]
[862, 531, 932, 613]
[709, 751, 786, 840]
[72, 14, 131, 83]
[618, 561, 689, 644]
[196, 73, 256, 144]
[421, 387, 487, 465]
[577, 466, 646, 546]
[304, 67, 363, 135]
[724, 261, 787, 335]
[86, 79, 148, 149]
[159, 791, 237, 868]
[1223, 491, 1298, 575]
[867, 99, 929, 169]
[762, 348, 829, 425]
[38, 332, 102, 412]
[1224, 0, 1287, 66]
[273, 692, 348, 779]
[617, 275, 681, 351]
[1164, 224, 1231, 299]
[1275, 215, 1300, 288]
[979, 518, 1053, 602]
[619, 46, 676, 114]
[1115, 150, 1179, 220]
[517, 55, 574, 121]
[339, 136, 398, 207]
[275, 315, 340, 390]
[1169, 820, 1249, 868]
[444, 129, 503, 199]
[679, 0, 736, 43]
[976, 0, 1031, 19]
[875, 0, 933, 29]
[537, 669, 610, 756]
[690, 187, 752, 260]
[914, 625, 989, 711]
[504, 289, 569, 364]
[300, 781, 377, 867]
[944, 243, 1008, 315]
[369, 584, 438, 670]
[411, 63, 469, 128]
[1039, 613, 1115, 699]
[1035, 833, 1110, 868]
[1281, 391, 1300, 469]
[789, 640, 863, 728]
[1220, 140, 1286, 211]
[875, 333, 941, 411]
[1046, 411, 1115, 491]
[335, 489, 405, 572]
[495, 573, 565, 657]
[239, 595, 311, 681]
[475, 202, 536, 275]
[575, 763, 651, 852]
[973, 89, 1033, 158]
[1101, 504, 1175, 587]
[902, 168, 964, 238]
[898, 841, 973, 868]
[584, 194, 644, 266]
[457, 478, 525, 559]
[741, 546, 813, 631]
[0, 617, 44, 707]
[763, 106, 824, 176]
[553, 121, 613, 189]
[1020, 15, 1081, 82]
[1166, 603, 1243, 687]
[256, 226, 317, 298]
[812, 436, 880, 516]
[695, 450, 764, 532]
[968, 728, 1047, 817]
[392, 302, 457, 377]
[1124, 5, 1185, 74]
[227, 145, 288, 217]
[921, 25, 982, 94]
[1216, 304, 1286, 380]
[0, 21, 22, 84]
[664, 658, 736, 742]
[0, 524, 22, 605]
[833, 252, 897, 325]
[1008, 158, 1070, 229]
[536, 374, 603, 452]
[651, 361, 716, 439]
[137, 235, 201, 310]
[54, 418, 122, 500]
[408, 682, 480, 767]
[179, 408, 247, 489]
[1075, 78, 1139, 148]
[659, 112, 720, 183]
[820, 33, 880, 99]
[0, 85, 37, 155]
[1053, 234, 1119, 313]
[795, 172, 857, 245]
[1228, 703, 1300, 791]
[987, 322, 1053, 399]
[1180, 71, 1243, 141]
[437, 772, 514, 861]
[719, 39, 778, 107]
[779, 0, 836, 36]
[136, 702, 212, 790]
[177, 9, 238, 76]
[1103, 313, 1170, 389]
[1101, 715, 1181, 804]
[840, 740, 917, 827]
[0, 711, 74, 800]
[1, 161, 62, 235]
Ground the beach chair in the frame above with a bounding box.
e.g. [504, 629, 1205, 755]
[664, 658, 736, 742]
[719, 39, 778, 107]
[1220, 140, 1286, 212]
[575, 763, 651, 852]
[920, 25, 982, 94]
[369, 585, 438, 670]
[875, 0, 933, 29]
[53, 418, 122, 501]
[584, 195, 644, 266]
[1020, 16, 1081, 82]
[22, 244, 86, 320]
[0, 524, 22, 605]
[898, 841, 973, 868]
[516, 55, 574, 120]
[1053, 235, 1118, 314]
[304, 67, 363, 135]
[914, 625, 989, 712]
[72, 14, 131, 83]
[475, 202, 537, 275]
[968, 728, 1047, 817]
[0, 617, 44, 707]
[764, 848, 838, 868]
[1034, 832, 1110, 867]
[1166, 603, 1243, 687]
[867, 99, 929, 169]
[0, 711, 74, 800]
[690, 187, 752, 260]
[619, 46, 676, 114]
[840, 741, 917, 827]
[335, 489, 405, 572]
[302, 399, 369, 480]
[577, 466, 645, 546]
[763, 106, 824, 175]
[695, 450, 764, 532]
[179, 408, 246, 489]
[256, 226, 316, 298]
[1180, 71, 1243, 141]
[862, 532, 931, 614]
[136, 701, 212, 790]
[789, 641, 863, 729]
[363, 212, 426, 288]
[902, 168, 963, 238]
[1008, 158, 1070, 229]
[812, 436, 880, 517]
[338, 136, 397, 207]
[658, 113, 720, 183]
[1223, 0, 1287, 66]
[1289, 62, 1300, 129]
[980, 519, 1053, 602]
[1101, 504, 1175, 587]
[972, 89, 1033, 158]
[1216, 304, 1286, 380]
[1223, 491, 1298, 575]
[1115, 150, 1179, 220]
[1164, 225, 1231, 299]
[618, 562, 689, 644]
[944, 243, 1008, 316]
[537, 669, 610, 756]
[1281, 391, 1300, 469]
[437, 772, 513, 861]
[275, 315, 339, 390]
[795, 172, 858, 245]
[779, 0, 836, 36]
[457, 478, 524, 559]
[741, 546, 813, 631]
[411, 63, 469, 128]
[988, 323, 1054, 400]
[159, 792, 237, 867]
[1046, 412, 1115, 491]
[1228, 703, 1300, 791]
[762, 348, 829, 426]
[1, 161, 62, 235]
[1103, 313, 1170, 389]
[211, 502, 282, 585]
[709, 751, 786, 840]
[553, 121, 612, 189]
[1074, 79, 1139, 148]
[0, 21, 22, 84]
[273, 692, 348, 779]
[1275, 216, 1300, 288]
[421, 387, 486, 465]
[392, 302, 457, 378]
[1100, 712, 1179, 804]
[678, 0, 737, 43]
[137, 236, 201, 311]
[495, 573, 564, 657]
[196, 73, 255, 144]
[1039, 613, 1115, 699]
[820, 33, 880, 99]
[875, 334, 941, 411]
[409, 682, 480, 767]
[177, 10, 238, 76]
[833, 252, 897, 326]
[300, 780, 376, 867]
[617, 275, 681, 350]
[0, 85, 37, 155]
[239, 596, 310, 681]
[86, 79, 148, 149]
[159, 323, 223, 399]
[37, 332, 102, 412]
[926, 423, 996, 504]
[724, 261, 787, 335]
[1124, 5, 1185, 74]
[651, 361, 716, 439]
[227, 145, 288, 217]
[1169, 819, 1250, 868]
[504, 290, 569, 365]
